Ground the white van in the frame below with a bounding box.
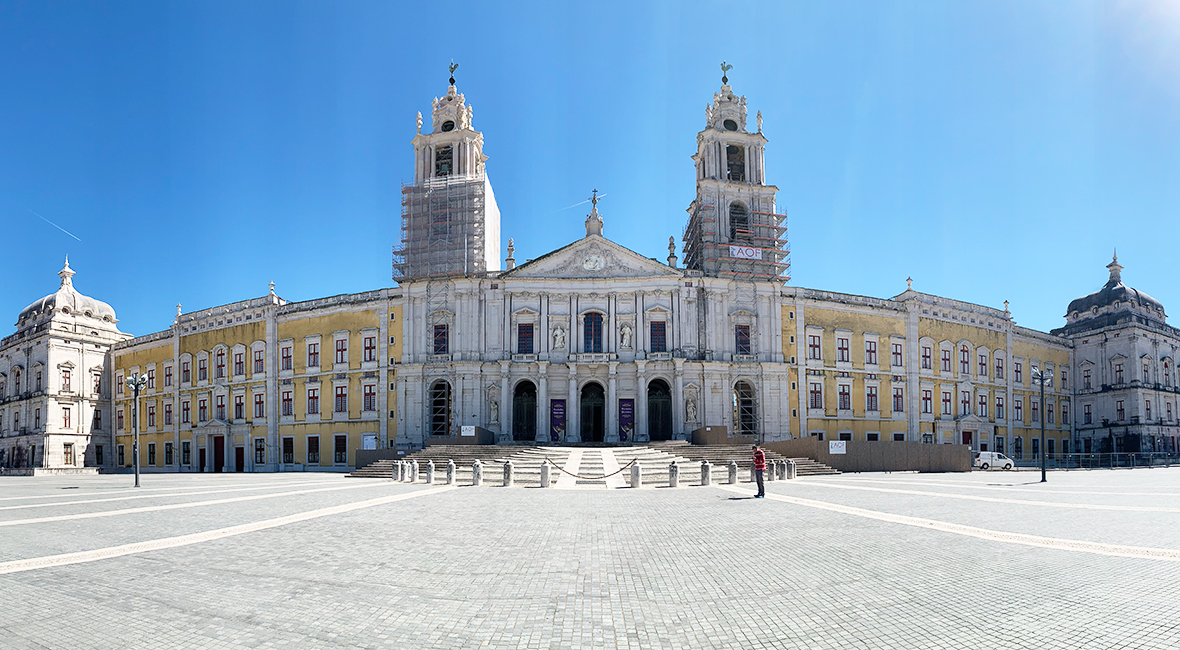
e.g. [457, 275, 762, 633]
[973, 451, 1014, 470]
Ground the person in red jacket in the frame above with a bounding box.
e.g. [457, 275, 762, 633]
[752, 444, 766, 498]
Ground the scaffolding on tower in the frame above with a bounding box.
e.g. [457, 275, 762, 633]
[682, 203, 790, 282]
[392, 173, 488, 283]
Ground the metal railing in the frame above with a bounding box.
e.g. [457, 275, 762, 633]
[1012, 452, 1180, 469]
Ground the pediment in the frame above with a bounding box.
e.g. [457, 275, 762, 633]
[501, 235, 683, 281]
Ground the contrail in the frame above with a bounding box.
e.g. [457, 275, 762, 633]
[557, 193, 607, 212]
[28, 209, 82, 241]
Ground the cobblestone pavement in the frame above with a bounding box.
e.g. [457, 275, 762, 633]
[2, 468, 1180, 649]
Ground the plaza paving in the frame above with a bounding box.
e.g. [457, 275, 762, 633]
[2, 467, 1180, 649]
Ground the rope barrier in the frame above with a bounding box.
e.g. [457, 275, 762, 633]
[543, 456, 638, 480]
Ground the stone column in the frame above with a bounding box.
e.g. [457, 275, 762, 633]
[499, 361, 510, 442]
[636, 361, 648, 442]
[567, 363, 578, 442]
[537, 361, 549, 442]
[607, 361, 618, 442]
[673, 358, 685, 439]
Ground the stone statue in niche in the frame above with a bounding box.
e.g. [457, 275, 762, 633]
[489, 399, 500, 424]
[552, 327, 566, 349]
[620, 324, 633, 349]
[685, 399, 698, 422]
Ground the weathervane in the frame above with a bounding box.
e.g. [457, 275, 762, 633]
[449, 60, 459, 85]
[590, 189, 599, 209]
[720, 60, 732, 84]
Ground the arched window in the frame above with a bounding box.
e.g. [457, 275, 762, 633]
[726, 144, 745, 181]
[729, 202, 749, 242]
[429, 380, 452, 436]
[512, 381, 537, 442]
[434, 145, 453, 177]
[733, 381, 757, 436]
[583, 313, 604, 353]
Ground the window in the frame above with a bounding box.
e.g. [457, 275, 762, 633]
[1169, 402, 1174, 421]
[62, 407, 71, 429]
[182, 441, 191, 466]
[434, 324, 450, 355]
[1116, 400, 1125, 421]
[335, 386, 348, 413]
[733, 381, 757, 435]
[866, 386, 879, 412]
[960, 391, 970, 416]
[1083, 404, 1092, 424]
[1061, 401, 1068, 425]
[1047, 438, 1055, 456]
[728, 202, 750, 241]
[837, 337, 849, 362]
[94, 409, 101, 429]
[334, 435, 348, 464]
[865, 341, 878, 365]
[254, 394, 265, 419]
[1114, 363, 1124, 384]
[147, 442, 156, 465]
[960, 346, 970, 374]
[34, 408, 40, 429]
[978, 353, 987, 377]
[838, 385, 851, 410]
[1032, 438, 1040, 459]
[1145, 399, 1152, 421]
[282, 391, 293, 416]
[1165, 363, 1172, 387]
[735, 325, 751, 355]
[893, 388, 904, 412]
[649, 322, 666, 353]
[1015, 362, 1022, 384]
[254, 438, 266, 464]
[307, 388, 320, 415]
[363, 336, 377, 362]
[96, 445, 104, 466]
[232, 395, 243, 420]
[726, 145, 745, 182]
[335, 339, 348, 365]
[118, 408, 125, 430]
[164, 365, 172, 387]
[62, 443, 74, 465]
[518, 323, 535, 354]
[147, 405, 156, 427]
[1143, 363, 1150, 383]
[216, 350, 226, 378]
[62, 369, 72, 393]
[307, 343, 320, 367]
[995, 357, 1004, 380]
[254, 350, 265, 374]
[93, 375, 100, 394]
[941, 350, 951, 373]
[1083, 368, 1091, 389]
[216, 395, 226, 421]
[922, 390, 932, 414]
[363, 385, 377, 411]
[1014, 437, 1023, 459]
[198, 358, 208, 381]
[838, 432, 852, 442]
[892, 343, 903, 367]
[996, 396, 1005, 419]
[977, 394, 987, 418]
[35, 371, 41, 391]
[164, 404, 172, 426]
[281, 346, 292, 371]
[1014, 398, 1023, 422]
[809, 335, 823, 360]
[921, 346, 932, 369]
[434, 145, 453, 177]
[116, 372, 123, 395]
[182, 400, 190, 424]
[942, 391, 951, 415]
[809, 383, 823, 409]
[117, 444, 125, 466]
[1031, 400, 1039, 424]
[430, 380, 452, 436]
[307, 437, 320, 464]
[1060, 369, 1068, 389]
[182, 361, 191, 383]
[143, 368, 153, 390]
[282, 438, 293, 464]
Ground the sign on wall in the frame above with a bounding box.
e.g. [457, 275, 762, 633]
[550, 399, 566, 442]
[618, 399, 634, 442]
[460, 425, 475, 437]
[729, 245, 763, 260]
[829, 440, 847, 455]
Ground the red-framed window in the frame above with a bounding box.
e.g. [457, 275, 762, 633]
[891, 343, 903, 367]
[1031, 400, 1040, 424]
[1015, 362, 1023, 384]
[837, 385, 850, 410]
[978, 353, 987, 377]
[977, 393, 987, 417]
[216, 350, 226, 378]
[363, 384, 377, 411]
[335, 339, 348, 364]
[519, 324, 535, 354]
[995, 396, 1005, 419]
[865, 386, 879, 412]
[62, 369, 72, 393]
[995, 357, 1004, 380]
[282, 391, 293, 416]
[234, 353, 244, 376]
[434, 325, 450, 355]
[734, 325, 751, 355]
[281, 346, 292, 371]
[921, 346, 932, 370]
[182, 400, 190, 424]
[836, 337, 849, 362]
[865, 341, 878, 365]
[254, 350, 264, 373]
[1083, 404, 1092, 424]
[1116, 400, 1124, 420]
[941, 350, 951, 372]
[921, 390, 932, 414]
[942, 391, 951, 415]
[147, 405, 156, 427]
[893, 388, 904, 412]
[809, 335, 823, 360]
[199, 399, 208, 422]
[1114, 363, 1124, 384]
[649, 322, 666, 353]
[363, 336, 377, 362]
[307, 389, 319, 414]
[164, 403, 173, 426]
[254, 394, 265, 418]
[164, 365, 172, 387]
[335, 386, 348, 413]
[808, 383, 822, 409]
[1014, 398, 1023, 422]
[198, 358, 208, 381]
[960, 391, 970, 416]
[307, 343, 320, 367]
[959, 346, 970, 374]
[182, 361, 191, 383]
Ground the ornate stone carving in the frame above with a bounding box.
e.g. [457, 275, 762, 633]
[620, 324, 633, 349]
[552, 327, 566, 349]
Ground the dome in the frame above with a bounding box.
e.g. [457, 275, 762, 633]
[1066, 254, 1164, 317]
[17, 258, 117, 324]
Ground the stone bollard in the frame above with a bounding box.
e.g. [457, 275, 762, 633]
[425, 460, 435, 484]
[409, 460, 419, 483]
[700, 460, 712, 486]
[749, 462, 757, 483]
[472, 459, 483, 486]
[785, 459, 797, 480]
[503, 460, 514, 487]
[728, 460, 738, 484]
[768, 460, 777, 482]
[669, 460, 679, 488]
[779, 460, 789, 480]
[391, 461, 398, 480]
[446, 459, 455, 485]
[397, 460, 406, 482]
[540, 462, 551, 488]
[631, 462, 642, 489]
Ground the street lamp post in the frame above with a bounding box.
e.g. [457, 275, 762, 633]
[125, 372, 148, 488]
[1031, 366, 1053, 483]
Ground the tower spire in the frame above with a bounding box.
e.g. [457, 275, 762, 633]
[1107, 250, 1123, 284]
[58, 256, 75, 289]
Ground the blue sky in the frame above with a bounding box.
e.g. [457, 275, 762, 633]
[2, 1, 1178, 337]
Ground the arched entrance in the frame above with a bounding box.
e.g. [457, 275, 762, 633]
[512, 380, 537, 441]
[733, 381, 757, 437]
[647, 379, 673, 441]
[580, 383, 605, 443]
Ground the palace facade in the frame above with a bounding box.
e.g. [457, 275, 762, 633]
[3, 74, 1174, 472]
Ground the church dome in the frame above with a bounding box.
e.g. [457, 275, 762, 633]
[17, 258, 118, 325]
[1066, 254, 1164, 318]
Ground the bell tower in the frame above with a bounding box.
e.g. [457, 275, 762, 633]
[682, 63, 789, 282]
[394, 63, 502, 281]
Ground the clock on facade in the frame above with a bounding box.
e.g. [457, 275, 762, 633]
[582, 255, 606, 271]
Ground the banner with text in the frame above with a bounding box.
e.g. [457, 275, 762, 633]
[728, 245, 763, 260]
[618, 399, 634, 442]
[550, 399, 566, 442]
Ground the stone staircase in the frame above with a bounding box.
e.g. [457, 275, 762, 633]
[650, 442, 841, 477]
